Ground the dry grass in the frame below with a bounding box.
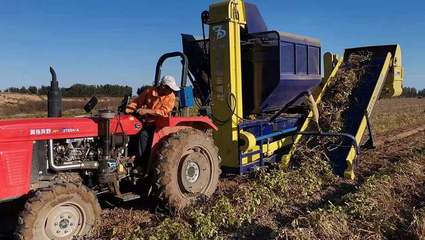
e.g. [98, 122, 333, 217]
[411, 207, 425, 240]
[0, 93, 123, 118]
[279, 134, 425, 239]
[372, 98, 425, 135]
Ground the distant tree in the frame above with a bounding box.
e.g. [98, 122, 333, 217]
[62, 84, 95, 97]
[6, 87, 20, 93]
[5, 83, 132, 97]
[401, 87, 417, 98]
[28, 86, 38, 94]
[59, 84, 132, 97]
[398, 87, 425, 98]
[38, 86, 50, 95]
[18, 86, 28, 93]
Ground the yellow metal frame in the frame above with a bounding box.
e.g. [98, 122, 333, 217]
[344, 52, 393, 179]
[239, 132, 294, 165]
[382, 45, 403, 97]
[209, 0, 246, 168]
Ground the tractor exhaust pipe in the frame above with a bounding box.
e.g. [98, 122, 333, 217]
[46, 68, 99, 171]
[48, 66, 63, 118]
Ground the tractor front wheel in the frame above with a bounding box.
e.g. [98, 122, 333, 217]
[16, 183, 100, 240]
[154, 128, 221, 210]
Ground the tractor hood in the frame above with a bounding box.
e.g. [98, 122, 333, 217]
[0, 115, 142, 143]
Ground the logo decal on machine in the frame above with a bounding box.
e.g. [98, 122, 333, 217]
[212, 25, 226, 40]
[29, 128, 80, 136]
[61, 128, 80, 133]
[30, 129, 52, 136]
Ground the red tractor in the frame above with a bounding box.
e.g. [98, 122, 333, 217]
[0, 53, 221, 239]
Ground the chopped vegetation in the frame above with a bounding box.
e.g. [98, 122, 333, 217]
[292, 51, 373, 176]
[319, 51, 372, 132]
[410, 207, 425, 240]
[279, 143, 425, 239]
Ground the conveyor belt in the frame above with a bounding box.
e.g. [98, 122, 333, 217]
[284, 45, 403, 179]
[331, 46, 396, 178]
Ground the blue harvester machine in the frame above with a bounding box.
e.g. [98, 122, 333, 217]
[178, 0, 403, 179]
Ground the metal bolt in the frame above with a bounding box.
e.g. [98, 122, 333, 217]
[57, 230, 60, 234]
[54, 223, 58, 226]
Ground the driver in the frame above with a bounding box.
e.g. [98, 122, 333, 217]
[125, 75, 180, 168]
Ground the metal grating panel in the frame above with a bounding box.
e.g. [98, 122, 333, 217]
[281, 42, 295, 74]
[296, 45, 307, 74]
[308, 46, 320, 75]
[4, 150, 28, 187]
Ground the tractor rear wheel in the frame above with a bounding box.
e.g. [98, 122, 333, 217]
[154, 128, 221, 210]
[16, 183, 100, 240]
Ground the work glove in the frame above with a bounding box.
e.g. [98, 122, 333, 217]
[125, 107, 135, 114]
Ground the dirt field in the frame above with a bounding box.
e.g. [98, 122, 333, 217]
[0, 97, 424, 239]
[90, 97, 424, 240]
[372, 98, 425, 135]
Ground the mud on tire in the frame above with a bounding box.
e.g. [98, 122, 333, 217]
[16, 183, 101, 240]
[54, 172, 83, 184]
[153, 128, 221, 210]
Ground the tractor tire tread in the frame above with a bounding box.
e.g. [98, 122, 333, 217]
[153, 128, 221, 211]
[15, 183, 100, 240]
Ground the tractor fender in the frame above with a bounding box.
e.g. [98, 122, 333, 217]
[151, 116, 217, 148]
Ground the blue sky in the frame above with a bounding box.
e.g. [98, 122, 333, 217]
[0, 0, 424, 91]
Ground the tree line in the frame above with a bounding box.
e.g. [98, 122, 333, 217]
[400, 87, 425, 98]
[1, 84, 424, 98]
[2, 84, 132, 97]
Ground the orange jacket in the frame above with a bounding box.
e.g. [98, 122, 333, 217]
[126, 87, 176, 118]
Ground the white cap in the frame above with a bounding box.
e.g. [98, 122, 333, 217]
[160, 75, 180, 91]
